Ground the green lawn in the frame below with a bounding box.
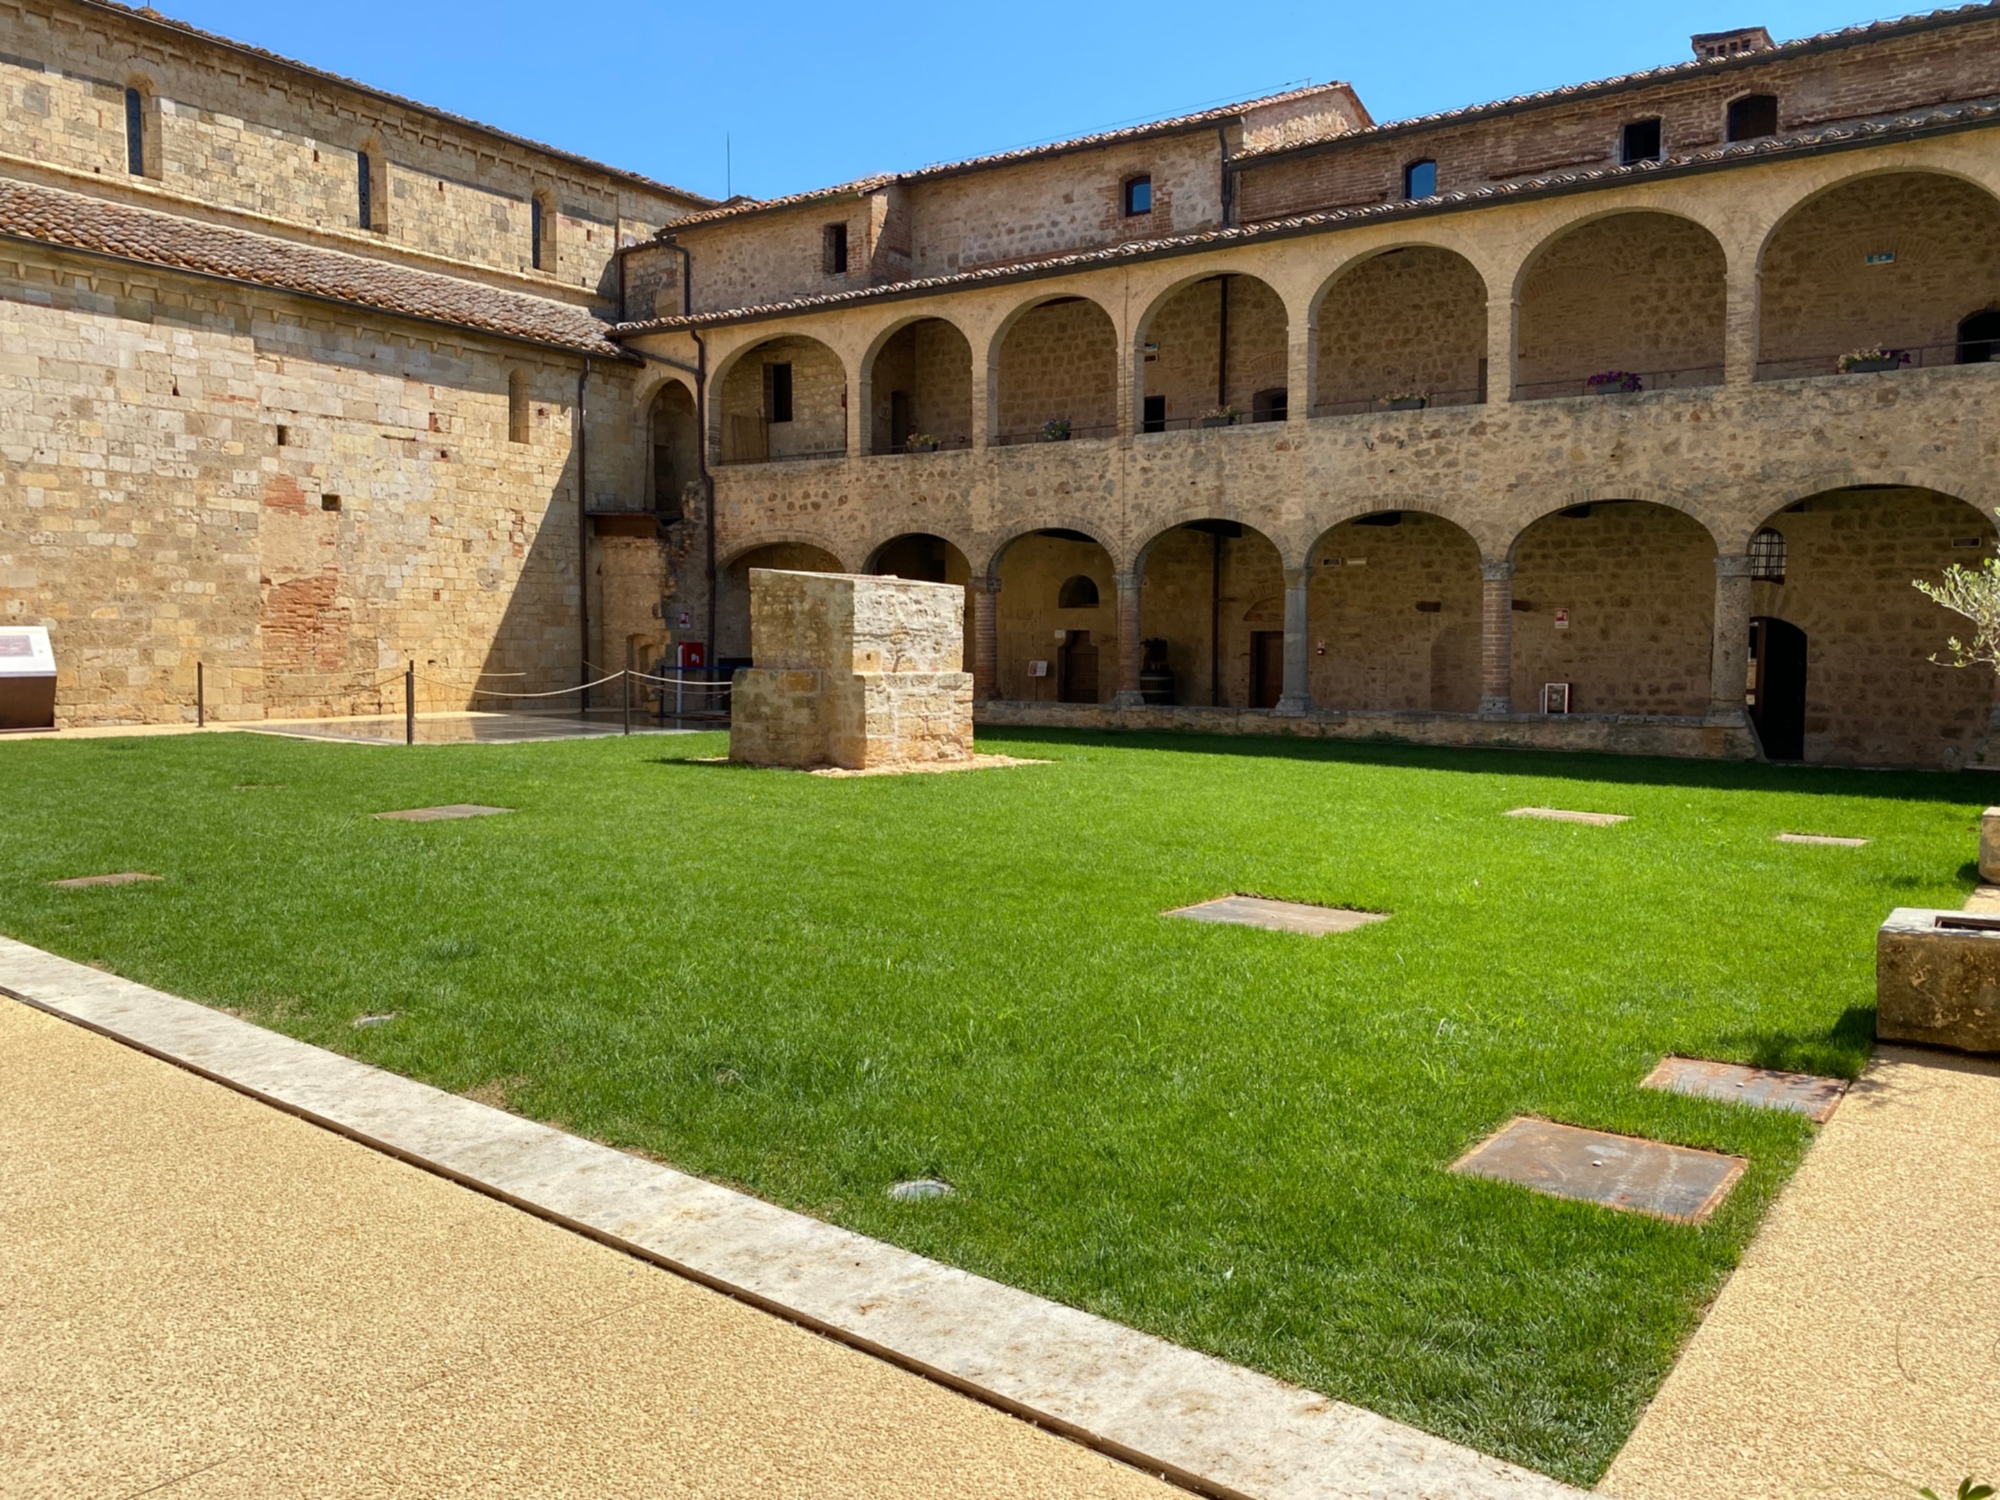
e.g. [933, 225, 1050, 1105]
[0, 726, 1981, 1482]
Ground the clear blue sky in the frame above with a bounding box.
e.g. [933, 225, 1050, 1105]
[162, 0, 1903, 201]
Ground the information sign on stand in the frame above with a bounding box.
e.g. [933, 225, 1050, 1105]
[0, 626, 56, 731]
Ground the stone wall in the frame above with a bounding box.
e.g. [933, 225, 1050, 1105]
[1136, 524, 1285, 706]
[1308, 512, 1484, 710]
[867, 318, 973, 452]
[0, 241, 637, 725]
[1142, 275, 1288, 423]
[717, 334, 847, 463]
[996, 298, 1119, 440]
[1316, 247, 1487, 411]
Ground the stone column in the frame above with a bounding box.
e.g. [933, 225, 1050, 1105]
[1708, 554, 1753, 720]
[1275, 566, 1312, 715]
[1723, 253, 1760, 389]
[1112, 570, 1145, 707]
[1486, 298, 1517, 405]
[1286, 304, 1316, 425]
[1479, 559, 1515, 715]
[970, 577, 999, 702]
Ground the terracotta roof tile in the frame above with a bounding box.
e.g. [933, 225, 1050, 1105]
[613, 96, 2000, 336]
[0, 178, 623, 356]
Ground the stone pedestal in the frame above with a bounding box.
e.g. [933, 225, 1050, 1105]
[1878, 907, 2000, 1054]
[1981, 808, 2000, 883]
[729, 569, 974, 771]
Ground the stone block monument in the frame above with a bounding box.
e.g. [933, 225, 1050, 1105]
[1981, 808, 2000, 883]
[1877, 907, 2000, 1053]
[729, 569, 974, 771]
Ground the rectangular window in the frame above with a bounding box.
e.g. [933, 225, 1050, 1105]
[1124, 176, 1152, 216]
[1727, 94, 1779, 142]
[1402, 159, 1436, 200]
[823, 223, 848, 274]
[1620, 119, 1662, 165]
[1141, 394, 1166, 433]
[765, 362, 793, 424]
[357, 152, 372, 228]
[530, 197, 544, 271]
[124, 87, 144, 176]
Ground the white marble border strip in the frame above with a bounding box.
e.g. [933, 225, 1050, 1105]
[0, 935, 1579, 1500]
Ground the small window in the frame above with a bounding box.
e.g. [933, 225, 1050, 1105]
[1727, 94, 1779, 142]
[320, 494, 341, 513]
[764, 362, 794, 424]
[1748, 527, 1787, 583]
[507, 370, 530, 445]
[1251, 387, 1287, 423]
[275, 423, 290, 447]
[1057, 575, 1100, 609]
[123, 87, 144, 176]
[1620, 119, 1662, 165]
[357, 151, 372, 229]
[1402, 159, 1437, 200]
[530, 195, 546, 271]
[1141, 394, 1166, 434]
[823, 223, 849, 274]
[1123, 176, 1152, 216]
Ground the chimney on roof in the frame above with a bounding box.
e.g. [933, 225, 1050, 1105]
[1691, 26, 1775, 61]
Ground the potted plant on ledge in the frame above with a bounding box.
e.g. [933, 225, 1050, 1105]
[904, 431, 940, 454]
[1839, 346, 1908, 374]
[1200, 406, 1238, 429]
[1039, 417, 1071, 442]
[1384, 390, 1429, 411]
[1585, 370, 1643, 395]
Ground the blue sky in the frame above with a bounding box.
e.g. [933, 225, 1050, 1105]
[163, 0, 1904, 201]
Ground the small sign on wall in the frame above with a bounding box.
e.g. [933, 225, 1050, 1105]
[1553, 608, 1571, 630]
[678, 610, 692, 629]
[1029, 660, 1050, 678]
[1541, 682, 1572, 715]
[1865, 251, 1896, 265]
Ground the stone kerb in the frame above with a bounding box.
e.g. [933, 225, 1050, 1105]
[729, 569, 974, 771]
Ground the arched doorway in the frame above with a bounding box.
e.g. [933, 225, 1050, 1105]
[991, 529, 1117, 701]
[1748, 616, 1809, 761]
[646, 381, 698, 517]
[1314, 248, 1488, 415]
[1135, 520, 1285, 707]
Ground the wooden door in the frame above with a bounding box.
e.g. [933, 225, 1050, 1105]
[1251, 630, 1284, 708]
[1061, 630, 1099, 703]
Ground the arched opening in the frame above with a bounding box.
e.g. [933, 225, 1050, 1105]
[994, 298, 1118, 445]
[530, 190, 556, 274]
[1139, 274, 1287, 432]
[1727, 93, 1779, 142]
[1314, 247, 1488, 416]
[1757, 173, 2000, 379]
[992, 529, 1116, 701]
[717, 335, 847, 465]
[1135, 520, 1285, 707]
[1509, 501, 1717, 715]
[1515, 213, 1726, 399]
[867, 319, 973, 454]
[1306, 511, 1483, 710]
[1958, 309, 2000, 364]
[870, 533, 974, 670]
[1742, 487, 1998, 766]
[717, 542, 845, 663]
[1057, 575, 1099, 608]
[122, 83, 150, 178]
[647, 382, 698, 519]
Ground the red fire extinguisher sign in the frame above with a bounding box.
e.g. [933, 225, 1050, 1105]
[677, 642, 705, 669]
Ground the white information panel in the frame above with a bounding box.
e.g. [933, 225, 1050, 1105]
[0, 626, 54, 677]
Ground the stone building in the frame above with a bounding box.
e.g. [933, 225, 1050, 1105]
[7, 0, 2000, 766]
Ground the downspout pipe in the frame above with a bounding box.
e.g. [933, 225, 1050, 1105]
[577, 356, 592, 712]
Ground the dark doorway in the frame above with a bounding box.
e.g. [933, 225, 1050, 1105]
[1251, 630, 1284, 709]
[890, 390, 912, 448]
[1749, 616, 1808, 760]
[1957, 309, 2000, 364]
[1060, 630, 1100, 703]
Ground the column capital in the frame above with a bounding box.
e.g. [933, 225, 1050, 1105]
[1480, 559, 1515, 583]
[966, 574, 998, 595]
[1714, 554, 1755, 581]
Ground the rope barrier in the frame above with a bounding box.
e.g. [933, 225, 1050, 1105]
[420, 670, 628, 700]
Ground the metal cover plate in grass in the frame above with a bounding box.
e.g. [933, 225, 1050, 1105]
[50, 872, 160, 889]
[373, 804, 513, 822]
[1506, 807, 1629, 826]
[1641, 1056, 1847, 1122]
[1451, 1117, 1746, 1223]
[1774, 832, 1869, 847]
[1166, 895, 1387, 936]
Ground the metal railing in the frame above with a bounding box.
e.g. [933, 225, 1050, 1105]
[1754, 340, 2000, 382]
[1513, 365, 1725, 402]
[873, 435, 974, 456]
[1140, 411, 1290, 433]
[713, 445, 849, 467]
[991, 421, 1120, 447]
[1311, 387, 1485, 418]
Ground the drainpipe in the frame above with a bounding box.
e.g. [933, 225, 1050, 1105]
[1217, 274, 1230, 411]
[577, 356, 592, 713]
[670, 238, 718, 660]
[1217, 123, 1234, 230]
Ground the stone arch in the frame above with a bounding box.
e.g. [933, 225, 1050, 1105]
[1513, 209, 1727, 399]
[860, 313, 975, 454]
[1506, 500, 1720, 717]
[711, 330, 848, 465]
[1312, 245, 1490, 415]
[1133, 517, 1287, 708]
[1133, 270, 1290, 430]
[991, 293, 1120, 444]
[716, 539, 848, 662]
[1304, 509, 1485, 712]
[644, 378, 698, 519]
[1755, 169, 2000, 380]
[989, 524, 1120, 702]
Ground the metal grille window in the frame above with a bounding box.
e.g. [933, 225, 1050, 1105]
[1749, 527, 1787, 582]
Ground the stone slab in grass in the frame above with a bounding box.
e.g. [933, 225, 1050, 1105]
[1505, 807, 1629, 826]
[1166, 895, 1388, 936]
[1451, 1117, 1746, 1224]
[50, 872, 160, 889]
[1641, 1056, 1848, 1122]
[1774, 832, 1869, 848]
[373, 804, 513, 822]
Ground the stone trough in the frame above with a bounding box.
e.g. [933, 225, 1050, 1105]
[1877, 907, 2000, 1054]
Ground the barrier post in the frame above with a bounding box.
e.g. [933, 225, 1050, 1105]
[196, 661, 204, 728]
[405, 662, 415, 746]
[622, 670, 631, 735]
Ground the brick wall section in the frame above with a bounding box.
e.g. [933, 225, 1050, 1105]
[1758, 171, 2000, 368]
[868, 318, 973, 452]
[718, 334, 847, 461]
[1307, 512, 1484, 710]
[1753, 487, 1998, 766]
[0, 243, 634, 725]
[993, 532, 1117, 703]
[996, 298, 1119, 439]
[1234, 18, 2000, 221]
[1316, 247, 1487, 409]
[1142, 275, 1288, 421]
[1516, 212, 1726, 392]
[1137, 524, 1286, 706]
[1510, 501, 1716, 715]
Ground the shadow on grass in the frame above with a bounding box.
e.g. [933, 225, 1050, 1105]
[1708, 1004, 1880, 1079]
[967, 724, 1996, 804]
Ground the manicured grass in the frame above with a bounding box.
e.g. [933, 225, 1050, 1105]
[0, 727, 1981, 1482]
